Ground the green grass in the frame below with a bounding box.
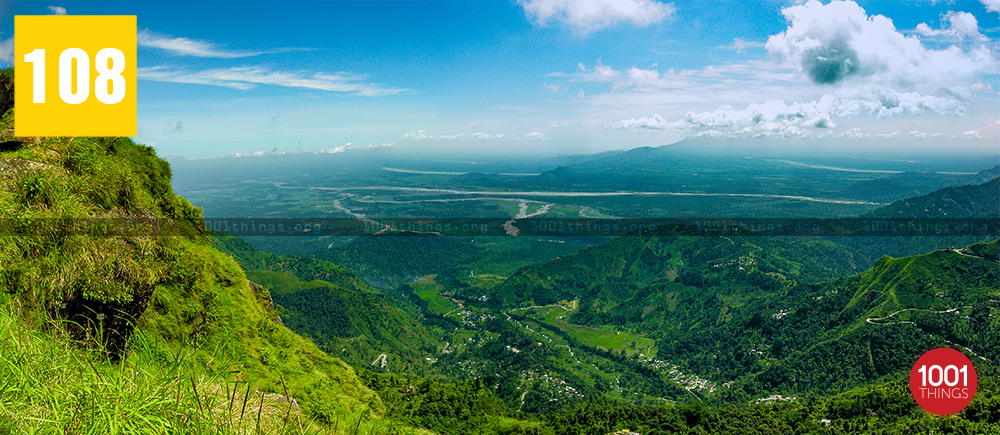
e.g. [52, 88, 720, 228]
[0, 299, 316, 434]
[512, 303, 657, 357]
[0, 77, 431, 434]
[410, 276, 457, 316]
[469, 273, 506, 290]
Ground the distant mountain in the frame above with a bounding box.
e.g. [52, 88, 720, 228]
[864, 176, 999, 218]
[842, 166, 1000, 203]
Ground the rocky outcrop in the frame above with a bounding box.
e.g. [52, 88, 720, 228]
[249, 280, 284, 325]
[0, 157, 49, 179]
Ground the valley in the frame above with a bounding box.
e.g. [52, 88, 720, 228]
[181, 143, 999, 433]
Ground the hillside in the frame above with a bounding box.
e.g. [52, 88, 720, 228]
[485, 180, 998, 404]
[0, 70, 422, 433]
[864, 176, 1000, 218]
[491, 226, 999, 404]
[211, 234, 442, 374]
[490, 234, 862, 308]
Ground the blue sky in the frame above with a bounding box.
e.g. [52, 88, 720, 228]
[1, 0, 998, 158]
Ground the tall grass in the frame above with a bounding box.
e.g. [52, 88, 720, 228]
[0, 301, 418, 435]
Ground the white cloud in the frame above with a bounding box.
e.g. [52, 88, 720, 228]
[605, 1, 996, 139]
[613, 113, 671, 130]
[404, 130, 515, 141]
[614, 66, 690, 90]
[718, 38, 766, 52]
[524, 131, 546, 140]
[137, 66, 408, 96]
[613, 88, 972, 138]
[402, 131, 467, 140]
[317, 142, 396, 154]
[519, 0, 675, 34]
[915, 11, 985, 40]
[556, 61, 623, 82]
[229, 142, 395, 158]
[137, 30, 304, 58]
[765, 0, 996, 94]
[544, 83, 566, 94]
[961, 129, 983, 138]
[0, 37, 13, 64]
[982, 0, 1000, 13]
[471, 132, 506, 140]
[549, 121, 575, 128]
[47, 6, 67, 15]
[403, 130, 432, 140]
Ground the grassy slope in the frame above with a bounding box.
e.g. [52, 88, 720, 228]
[0, 70, 425, 434]
[211, 234, 440, 373]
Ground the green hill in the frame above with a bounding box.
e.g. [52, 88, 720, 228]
[211, 233, 441, 374]
[490, 233, 862, 309]
[489, 224, 998, 405]
[864, 176, 999, 218]
[0, 70, 424, 434]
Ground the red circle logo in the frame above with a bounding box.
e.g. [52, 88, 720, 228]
[909, 348, 978, 416]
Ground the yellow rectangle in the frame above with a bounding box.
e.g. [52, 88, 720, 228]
[15, 15, 137, 137]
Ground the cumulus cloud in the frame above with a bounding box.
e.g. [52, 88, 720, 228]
[961, 129, 983, 138]
[137, 66, 408, 96]
[470, 132, 506, 140]
[524, 131, 546, 140]
[404, 130, 459, 140]
[766, 0, 996, 92]
[607, 0, 997, 139]
[518, 0, 675, 34]
[614, 113, 673, 130]
[317, 142, 396, 154]
[982, 0, 1000, 13]
[614, 88, 972, 138]
[915, 11, 985, 40]
[614, 66, 690, 90]
[47, 6, 67, 15]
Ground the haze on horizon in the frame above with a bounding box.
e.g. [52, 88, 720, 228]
[1, 0, 998, 158]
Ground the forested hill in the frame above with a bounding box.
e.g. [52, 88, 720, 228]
[865, 176, 999, 218]
[211, 233, 441, 373]
[489, 233, 861, 308]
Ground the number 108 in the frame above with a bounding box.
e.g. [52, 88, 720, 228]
[23, 48, 127, 105]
